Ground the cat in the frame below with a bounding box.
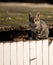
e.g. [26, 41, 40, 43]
[29, 12, 49, 39]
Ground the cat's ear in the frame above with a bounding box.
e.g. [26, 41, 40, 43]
[35, 12, 40, 19]
[29, 13, 33, 18]
[28, 13, 33, 21]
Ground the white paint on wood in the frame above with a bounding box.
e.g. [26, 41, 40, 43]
[4, 43, 10, 65]
[11, 42, 16, 65]
[49, 41, 53, 65]
[43, 40, 48, 65]
[17, 41, 24, 65]
[30, 41, 36, 59]
[37, 40, 42, 65]
[0, 43, 3, 65]
[0, 40, 49, 65]
[30, 41, 37, 65]
[24, 41, 30, 65]
[31, 59, 37, 65]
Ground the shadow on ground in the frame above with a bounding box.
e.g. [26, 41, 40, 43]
[0, 28, 53, 41]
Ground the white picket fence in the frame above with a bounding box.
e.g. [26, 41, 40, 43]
[0, 40, 53, 65]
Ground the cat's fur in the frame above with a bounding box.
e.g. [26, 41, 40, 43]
[29, 12, 49, 39]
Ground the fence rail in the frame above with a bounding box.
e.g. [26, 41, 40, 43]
[0, 40, 53, 65]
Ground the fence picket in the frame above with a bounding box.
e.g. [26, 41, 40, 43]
[30, 41, 37, 65]
[11, 42, 16, 65]
[0, 43, 3, 65]
[37, 40, 42, 65]
[24, 41, 30, 65]
[43, 40, 48, 65]
[4, 43, 10, 65]
[49, 41, 53, 65]
[17, 41, 24, 65]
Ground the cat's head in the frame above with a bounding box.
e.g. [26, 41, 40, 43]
[29, 12, 41, 30]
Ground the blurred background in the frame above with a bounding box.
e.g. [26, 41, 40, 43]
[0, 0, 53, 41]
[0, 0, 53, 4]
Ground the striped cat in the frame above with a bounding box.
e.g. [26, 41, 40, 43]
[29, 12, 49, 39]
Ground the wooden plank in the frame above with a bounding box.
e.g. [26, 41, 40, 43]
[11, 42, 16, 65]
[30, 41, 36, 59]
[30, 41, 37, 65]
[24, 41, 29, 65]
[17, 41, 24, 65]
[49, 41, 53, 65]
[31, 59, 37, 65]
[0, 43, 3, 65]
[43, 40, 48, 65]
[4, 42, 10, 65]
[37, 40, 42, 65]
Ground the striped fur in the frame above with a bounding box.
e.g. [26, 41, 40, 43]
[29, 12, 49, 39]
